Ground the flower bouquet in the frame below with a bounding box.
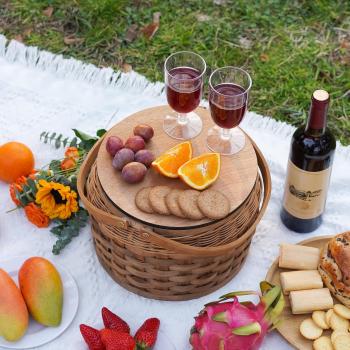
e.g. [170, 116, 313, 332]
[8, 129, 105, 254]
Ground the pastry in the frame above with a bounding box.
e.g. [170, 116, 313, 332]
[319, 232, 350, 307]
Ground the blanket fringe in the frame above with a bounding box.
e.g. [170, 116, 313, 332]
[0, 35, 349, 159]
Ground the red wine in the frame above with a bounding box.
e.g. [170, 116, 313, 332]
[281, 90, 336, 233]
[166, 67, 202, 114]
[209, 83, 247, 129]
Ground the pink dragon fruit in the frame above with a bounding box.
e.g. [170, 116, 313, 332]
[190, 281, 284, 350]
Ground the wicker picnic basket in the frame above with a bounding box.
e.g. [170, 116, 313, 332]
[77, 108, 271, 301]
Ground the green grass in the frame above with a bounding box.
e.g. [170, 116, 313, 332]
[1, 0, 350, 144]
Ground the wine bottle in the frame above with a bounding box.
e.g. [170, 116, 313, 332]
[280, 90, 336, 233]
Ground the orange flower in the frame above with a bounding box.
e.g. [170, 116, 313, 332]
[24, 203, 50, 228]
[9, 175, 30, 206]
[61, 158, 76, 170]
[65, 147, 79, 161]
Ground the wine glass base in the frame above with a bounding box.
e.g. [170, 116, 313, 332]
[163, 112, 202, 140]
[207, 126, 246, 155]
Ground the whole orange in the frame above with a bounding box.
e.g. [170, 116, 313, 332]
[0, 142, 35, 183]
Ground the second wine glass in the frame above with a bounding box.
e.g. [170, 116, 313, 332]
[164, 51, 206, 140]
[207, 66, 252, 155]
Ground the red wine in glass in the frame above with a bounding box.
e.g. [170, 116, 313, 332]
[209, 83, 247, 129]
[166, 67, 202, 113]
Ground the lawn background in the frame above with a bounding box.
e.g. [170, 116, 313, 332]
[1, 0, 349, 144]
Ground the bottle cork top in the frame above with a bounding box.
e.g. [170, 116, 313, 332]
[313, 90, 329, 102]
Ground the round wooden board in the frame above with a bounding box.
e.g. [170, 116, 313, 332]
[266, 235, 334, 350]
[96, 105, 258, 229]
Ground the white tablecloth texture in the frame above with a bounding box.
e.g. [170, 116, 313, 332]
[0, 35, 349, 350]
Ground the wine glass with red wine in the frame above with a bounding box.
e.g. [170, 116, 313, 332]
[164, 51, 206, 140]
[207, 66, 252, 155]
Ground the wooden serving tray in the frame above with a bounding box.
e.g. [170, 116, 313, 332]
[266, 235, 333, 350]
[96, 105, 258, 229]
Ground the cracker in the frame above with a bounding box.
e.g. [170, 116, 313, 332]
[149, 186, 171, 215]
[313, 311, 330, 330]
[331, 312, 350, 331]
[327, 309, 335, 327]
[332, 331, 349, 344]
[197, 189, 230, 220]
[165, 189, 185, 218]
[178, 190, 204, 220]
[333, 334, 350, 350]
[335, 305, 350, 320]
[313, 336, 333, 350]
[135, 187, 154, 214]
[300, 318, 323, 340]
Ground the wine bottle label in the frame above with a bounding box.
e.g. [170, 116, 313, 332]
[283, 160, 331, 219]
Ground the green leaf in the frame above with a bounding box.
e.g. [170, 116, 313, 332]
[55, 134, 62, 149]
[70, 137, 78, 147]
[62, 137, 69, 147]
[50, 208, 89, 255]
[96, 129, 107, 137]
[72, 129, 97, 142]
[49, 132, 57, 142]
[49, 160, 61, 173]
[26, 178, 38, 195]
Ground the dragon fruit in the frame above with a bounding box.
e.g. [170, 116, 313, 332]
[190, 281, 284, 350]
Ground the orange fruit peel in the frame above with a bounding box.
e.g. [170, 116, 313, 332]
[0, 142, 35, 183]
[152, 141, 192, 178]
[178, 153, 221, 190]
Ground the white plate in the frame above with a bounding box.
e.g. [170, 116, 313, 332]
[0, 256, 79, 349]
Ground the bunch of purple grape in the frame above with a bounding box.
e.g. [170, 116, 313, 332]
[106, 124, 155, 184]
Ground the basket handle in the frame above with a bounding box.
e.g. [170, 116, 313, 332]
[78, 135, 271, 257]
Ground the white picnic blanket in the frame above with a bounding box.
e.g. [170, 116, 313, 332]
[0, 35, 349, 350]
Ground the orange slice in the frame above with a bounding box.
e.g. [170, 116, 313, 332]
[152, 141, 192, 178]
[178, 153, 221, 190]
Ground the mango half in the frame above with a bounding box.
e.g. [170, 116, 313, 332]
[0, 269, 29, 341]
[19, 257, 63, 327]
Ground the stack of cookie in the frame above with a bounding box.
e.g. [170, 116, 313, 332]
[135, 185, 230, 220]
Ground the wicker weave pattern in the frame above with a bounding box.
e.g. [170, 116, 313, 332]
[78, 138, 271, 300]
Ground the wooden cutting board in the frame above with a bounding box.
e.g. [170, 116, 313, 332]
[266, 235, 334, 350]
[96, 105, 258, 229]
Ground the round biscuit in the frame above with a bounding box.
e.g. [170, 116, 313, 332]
[331, 312, 350, 331]
[178, 190, 204, 220]
[165, 189, 185, 218]
[197, 189, 230, 220]
[135, 187, 154, 214]
[300, 318, 323, 340]
[333, 334, 350, 350]
[149, 186, 171, 215]
[335, 305, 350, 320]
[313, 336, 333, 350]
[313, 311, 330, 330]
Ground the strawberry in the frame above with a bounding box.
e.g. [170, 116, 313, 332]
[80, 324, 105, 350]
[101, 307, 130, 333]
[134, 318, 160, 349]
[100, 328, 136, 350]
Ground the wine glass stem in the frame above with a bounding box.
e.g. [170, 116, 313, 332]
[220, 128, 231, 141]
[178, 113, 188, 125]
